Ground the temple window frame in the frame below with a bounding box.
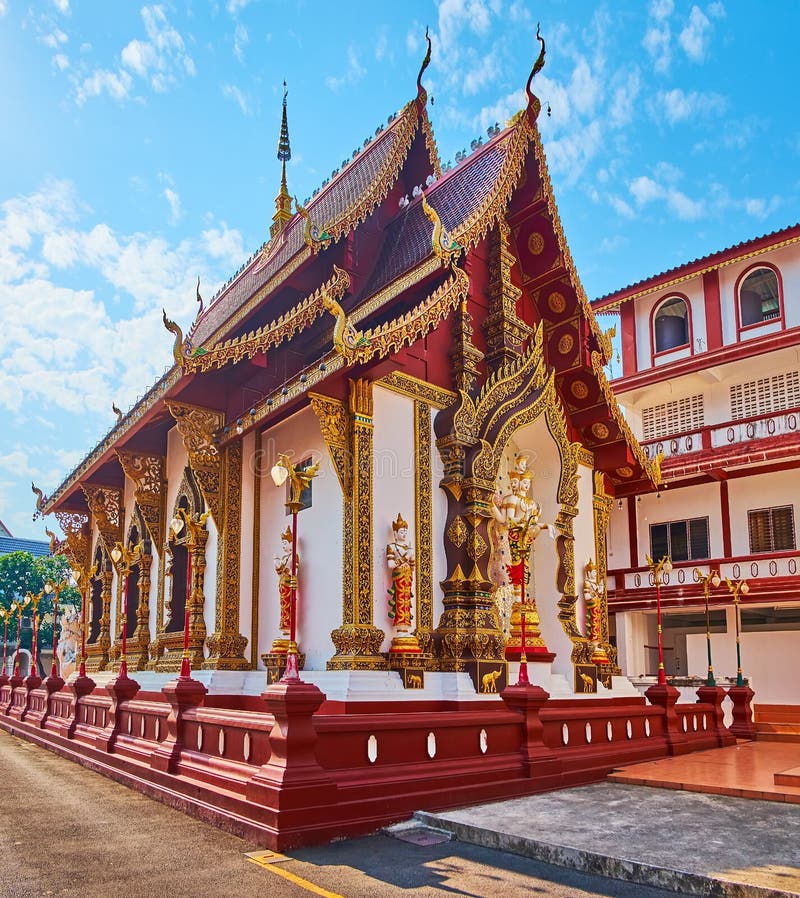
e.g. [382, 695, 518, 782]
[736, 263, 784, 334]
[651, 294, 692, 360]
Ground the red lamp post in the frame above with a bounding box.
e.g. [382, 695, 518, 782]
[110, 541, 143, 680]
[646, 554, 673, 685]
[169, 509, 209, 679]
[270, 453, 319, 683]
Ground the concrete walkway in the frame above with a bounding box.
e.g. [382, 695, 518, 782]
[417, 779, 800, 897]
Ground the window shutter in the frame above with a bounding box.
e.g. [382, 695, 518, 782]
[748, 510, 772, 553]
[771, 506, 795, 551]
[688, 518, 710, 559]
[669, 521, 689, 562]
[650, 524, 669, 561]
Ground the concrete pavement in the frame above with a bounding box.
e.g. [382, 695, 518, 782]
[418, 781, 800, 897]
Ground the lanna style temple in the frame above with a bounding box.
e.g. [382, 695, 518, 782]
[1, 32, 737, 849]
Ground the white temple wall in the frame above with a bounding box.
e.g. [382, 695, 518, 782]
[238, 430, 256, 667]
[372, 386, 416, 652]
[258, 406, 343, 670]
[634, 480, 723, 565]
[431, 405, 447, 638]
[727, 470, 798, 558]
[573, 460, 598, 648]
[607, 500, 631, 571]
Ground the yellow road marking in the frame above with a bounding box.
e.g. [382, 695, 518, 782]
[246, 853, 346, 897]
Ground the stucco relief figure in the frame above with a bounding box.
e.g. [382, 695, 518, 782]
[490, 454, 554, 658]
[583, 559, 610, 664]
[56, 606, 81, 679]
[271, 526, 295, 654]
[386, 513, 421, 655]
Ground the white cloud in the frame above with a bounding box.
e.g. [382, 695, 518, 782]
[463, 49, 499, 96]
[233, 23, 248, 63]
[53, 53, 69, 71]
[679, 5, 712, 62]
[74, 5, 194, 104]
[42, 28, 68, 48]
[744, 196, 780, 219]
[650, 0, 674, 20]
[0, 180, 245, 421]
[226, 0, 252, 12]
[653, 87, 725, 125]
[475, 87, 526, 133]
[164, 188, 181, 224]
[628, 172, 705, 220]
[642, 23, 671, 72]
[222, 83, 250, 115]
[375, 27, 388, 62]
[325, 45, 366, 91]
[609, 195, 635, 218]
[0, 1, 7, 17]
[608, 68, 641, 127]
[75, 67, 133, 105]
[52, 0, 70, 12]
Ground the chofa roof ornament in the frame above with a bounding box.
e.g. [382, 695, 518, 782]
[525, 23, 546, 121]
[416, 26, 432, 109]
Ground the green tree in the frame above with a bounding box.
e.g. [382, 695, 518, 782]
[0, 551, 81, 653]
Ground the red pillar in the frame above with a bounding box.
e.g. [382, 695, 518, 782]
[696, 685, 735, 747]
[645, 683, 690, 755]
[702, 269, 723, 351]
[620, 302, 638, 377]
[728, 685, 757, 739]
[151, 676, 208, 773]
[500, 683, 562, 785]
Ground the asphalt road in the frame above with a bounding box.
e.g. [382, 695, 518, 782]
[0, 728, 689, 898]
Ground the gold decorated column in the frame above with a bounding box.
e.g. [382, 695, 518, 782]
[323, 379, 386, 669]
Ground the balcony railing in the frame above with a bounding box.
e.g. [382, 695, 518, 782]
[642, 407, 800, 462]
[609, 550, 800, 593]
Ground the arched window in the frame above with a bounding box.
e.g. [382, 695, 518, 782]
[654, 296, 689, 353]
[739, 267, 780, 327]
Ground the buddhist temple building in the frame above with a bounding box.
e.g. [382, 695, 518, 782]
[4, 33, 742, 848]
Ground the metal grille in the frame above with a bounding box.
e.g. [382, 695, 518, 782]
[642, 394, 704, 440]
[730, 371, 800, 420]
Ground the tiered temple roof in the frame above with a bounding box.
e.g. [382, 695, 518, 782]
[43, 33, 660, 518]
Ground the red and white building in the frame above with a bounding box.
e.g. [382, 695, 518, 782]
[593, 224, 800, 709]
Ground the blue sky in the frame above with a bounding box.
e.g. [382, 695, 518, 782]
[1, 0, 798, 538]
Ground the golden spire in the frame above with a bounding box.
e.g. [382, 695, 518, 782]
[270, 81, 293, 239]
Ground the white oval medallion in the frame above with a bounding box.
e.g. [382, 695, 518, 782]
[243, 732, 251, 762]
[692, 714, 698, 732]
[197, 724, 204, 751]
[682, 716, 688, 732]
[427, 732, 437, 759]
[218, 730, 226, 756]
[367, 734, 378, 764]
[626, 719, 633, 739]
[140, 716, 146, 739]
[155, 718, 160, 742]
[561, 723, 569, 745]
[479, 728, 488, 754]
[127, 715, 132, 735]
[702, 714, 708, 731]
[585, 722, 592, 744]
[644, 718, 651, 737]
[606, 721, 613, 742]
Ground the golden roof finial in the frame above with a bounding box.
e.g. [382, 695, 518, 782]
[270, 81, 293, 239]
[525, 23, 547, 120]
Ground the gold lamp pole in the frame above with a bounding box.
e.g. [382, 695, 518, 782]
[694, 568, 721, 687]
[0, 607, 10, 684]
[270, 453, 319, 682]
[109, 541, 143, 680]
[43, 580, 69, 682]
[646, 554, 673, 685]
[11, 595, 31, 678]
[70, 562, 99, 679]
[169, 509, 210, 678]
[726, 577, 750, 687]
[24, 590, 44, 683]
